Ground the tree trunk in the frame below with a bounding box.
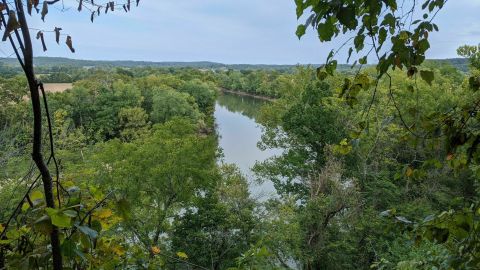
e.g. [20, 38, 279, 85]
[15, 1, 63, 269]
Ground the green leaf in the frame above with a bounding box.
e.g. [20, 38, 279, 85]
[399, 31, 409, 41]
[378, 28, 387, 46]
[355, 73, 370, 89]
[347, 47, 353, 63]
[422, 1, 430, 10]
[469, 76, 480, 91]
[325, 60, 337, 75]
[316, 68, 328, 81]
[295, 0, 304, 18]
[61, 239, 77, 258]
[296, 25, 306, 39]
[359, 56, 367, 65]
[0, 239, 14, 245]
[30, 190, 44, 201]
[63, 210, 77, 218]
[76, 225, 98, 239]
[337, 5, 357, 30]
[116, 198, 132, 220]
[420, 70, 434, 85]
[381, 13, 396, 30]
[385, 0, 398, 11]
[354, 34, 365, 52]
[34, 215, 53, 235]
[21, 202, 30, 212]
[46, 208, 72, 228]
[417, 39, 430, 54]
[317, 19, 335, 42]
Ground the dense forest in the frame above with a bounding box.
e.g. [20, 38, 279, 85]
[1, 0, 480, 269]
[1, 53, 479, 269]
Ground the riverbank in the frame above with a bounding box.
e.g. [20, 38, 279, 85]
[220, 88, 275, 101]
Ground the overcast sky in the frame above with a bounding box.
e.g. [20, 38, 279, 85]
[1, 0, 479, 64]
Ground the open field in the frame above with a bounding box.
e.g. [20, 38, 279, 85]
[43, 83, 73, 93]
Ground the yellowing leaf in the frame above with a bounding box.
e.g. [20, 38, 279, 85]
[112, 245, 126, 256]
[406, 167, 414, 177]
[176, 251, 188, 259]
[151, 246, 161, 255]
[96, 209, 113, 219]
[31, 190, 44, 201]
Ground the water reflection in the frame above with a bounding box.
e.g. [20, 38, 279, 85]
[215, 92, 280, 199]
[216, 92, 268, 120]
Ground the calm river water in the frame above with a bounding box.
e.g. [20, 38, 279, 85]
[215, 92, 281, 199]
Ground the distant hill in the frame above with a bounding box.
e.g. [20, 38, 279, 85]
[0, 57, 350, 71]
[426, 58, 470, 72]
[0, 57, 469, 72]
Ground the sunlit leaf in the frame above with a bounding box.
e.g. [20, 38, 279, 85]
[176, 251, 188, 259]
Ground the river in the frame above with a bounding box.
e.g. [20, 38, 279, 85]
[215, 91, 281, 199]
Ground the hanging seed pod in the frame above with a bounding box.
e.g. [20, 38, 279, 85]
[66, 36, 75, 53]
[27, 0, 33, 15]
[2, 11, 21, 42]
[36, 31, 47, 52]
[54, 27, 62, 44]
[41, 1, 48, 21]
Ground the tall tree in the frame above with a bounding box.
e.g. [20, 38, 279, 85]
[0, 1, 140, 269]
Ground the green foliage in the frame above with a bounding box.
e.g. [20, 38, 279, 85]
[171, 165, 257, 270]
[458, 44, 480, 70]
[151, 88, 202, 124]
[179, 78, 218, 113]
[1, 25, 479, 270]
[254, 68, 345, 199]
[296, 0, 445, 84]
[1, 68, 222, 269]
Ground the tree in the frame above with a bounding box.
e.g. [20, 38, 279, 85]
[171, 165, 257, 270]
[91, 117, 218, 260]
[179, 79, 218, 113]
[0, 1, 140, 269]
[151, 88, 202, 124]
[293, 1, 480, 268]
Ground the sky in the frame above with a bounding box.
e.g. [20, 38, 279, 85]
[1, 0, 479, 64]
